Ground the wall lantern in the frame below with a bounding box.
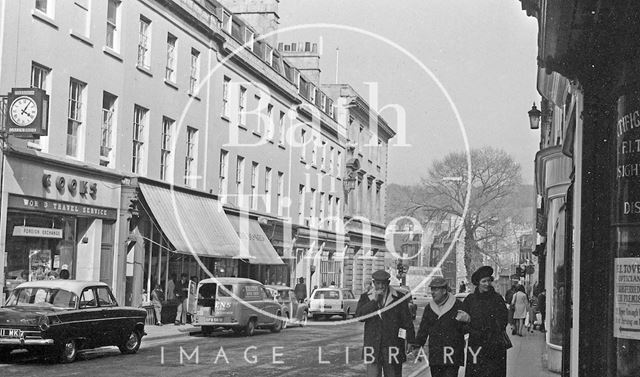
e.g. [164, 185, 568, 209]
[343, 175, 357, 193]
[528, 102, 542, 129]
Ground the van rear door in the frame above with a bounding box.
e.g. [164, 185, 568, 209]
[196, 283, 217, 322]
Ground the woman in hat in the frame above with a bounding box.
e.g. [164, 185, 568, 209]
[461, 266, 509, 377]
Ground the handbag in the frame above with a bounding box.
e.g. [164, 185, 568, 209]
[496, 320, 513, 349]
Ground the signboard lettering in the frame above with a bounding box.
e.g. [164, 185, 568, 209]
[614, 257, 640, 339]
[615, 91, 640, 224]
[8, 195, 116, 220]
[12, 226, 62, 239]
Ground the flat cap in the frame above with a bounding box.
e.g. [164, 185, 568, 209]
[429, 277, 448, 288]
[372, 269, 391, 281]
[471, 266, 494, 285]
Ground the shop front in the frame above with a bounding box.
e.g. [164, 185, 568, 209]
[0, 149, 122, 302]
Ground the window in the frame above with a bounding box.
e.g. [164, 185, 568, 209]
[137, 17, 151, 68]
[222, 76, 230, 118]
[67, 78, 85, 158]
[106, 0, 120, 50]
[264, 167, 272, 213]
[335, 197, 341, 225]
[244, 28, 254, 50]
[238, 86, 247, 126]
[71, 0, 89, 36]
[329, 146, 335, 174]
[165, 33, 177, 82]
[250, 162, 259, 210]
[298, 184, 305, 224]
[319, 192, 325, 228]
[222, 11, 231, 33]
[96, 287, 116, 307]
[80, 288, 97, 308]
[337, 150, 342, 175]
[219, 150, 229, 200]
[278, 111, 286, 145]
[35, 0, 49, 13]
[327, 194, 333, 229]
[101, 92, 117, 162]
[160, 117, 173, 180]
[310, 188, 317, 225]
[311, 136, 318, 165]
[264, 45, 273, 65]
[320, 141, 327, 169]
[189, 48, 200, 94]
[266, 104, 274, 140]
[184, 127, 198, 186]
[300, 129, 307, 160]
[236, 156, 245, 207]
[277, 171, 284, 216]
[31, 62, 50, 90]
[132, 105, 148, 174]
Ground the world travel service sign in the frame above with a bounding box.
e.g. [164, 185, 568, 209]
[615, 89, 640, 224]
[8, 195, 117, 220]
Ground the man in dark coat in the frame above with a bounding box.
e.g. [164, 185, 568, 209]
[537, 289, 546, 332]
[355, 269, 416, 377]
[504, 283, 517, 334]
[411, 277, 470, 377]
[174, 273, 189, 325]
[294, 277, 307, 303]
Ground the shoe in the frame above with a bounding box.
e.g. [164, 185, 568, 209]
[174, 321, 180, 325]
[156, 322, 163, 326]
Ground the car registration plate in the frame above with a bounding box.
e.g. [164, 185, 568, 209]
[213, 317, 224, 323]
[324, 305, 332, 309]
[0, 328, 22, 338]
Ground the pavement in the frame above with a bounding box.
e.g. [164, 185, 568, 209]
[404, 327, 559, 377]
[143, 322, 201, 342]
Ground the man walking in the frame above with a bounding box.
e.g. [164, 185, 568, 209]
[294, 277, 307, 303]
[355, 269, 415, 377]
[411, 277, 470, 377]
[174, 273, 189, 325]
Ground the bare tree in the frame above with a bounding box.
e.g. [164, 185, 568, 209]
[405, 147, 522, 282]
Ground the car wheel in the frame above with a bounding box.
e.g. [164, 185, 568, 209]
[118, 330, 142, 354]
[282, 313, 289, 329]
[202, 326, 215, 336]
[59, 339, 77, 363]
[271, 315, 283, 333]
[245, 319, 257, 336]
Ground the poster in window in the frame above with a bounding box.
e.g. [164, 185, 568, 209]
[29, 249, 51, 281]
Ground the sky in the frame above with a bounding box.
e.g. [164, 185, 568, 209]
[277, 0, 540, 185]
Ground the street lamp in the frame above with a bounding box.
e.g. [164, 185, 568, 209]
[343, 174, 356, 193]
[528, 102, 542, 129]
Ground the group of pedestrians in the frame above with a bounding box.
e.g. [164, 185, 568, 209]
[356, 266, 510, 377]
[505, 282, 547, 337]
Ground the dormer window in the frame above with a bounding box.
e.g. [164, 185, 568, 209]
[222, 11, 231, 33]
[244, 28, 254, 50]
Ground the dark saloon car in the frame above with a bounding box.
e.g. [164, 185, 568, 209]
[266, 285, 308, 327]
[0, 280, 146, 363]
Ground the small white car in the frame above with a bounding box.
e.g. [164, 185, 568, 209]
[307, 288, 357, 320]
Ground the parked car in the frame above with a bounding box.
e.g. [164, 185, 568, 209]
[265, 285, 308, 328]
[307, 288, 357, 320]
[193, 277, 284, 336]
[0, 280, 146, 363]
[394, 286, 418, 320]
[455, 292, 469, 302]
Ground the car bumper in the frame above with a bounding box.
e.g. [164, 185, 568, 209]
[309, 310, 344, 315]
[0, 338, 54, 345]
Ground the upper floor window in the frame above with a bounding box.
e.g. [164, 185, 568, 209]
[106, 0, 120, 50]
[222, 76, 230, 118]
[67, 78, 86, 158]
[137, 17, 151, 68]
[160, 117, 174, 181]
[238, 86, 247, 126]
[311, 136, 318, 165]
[189, 48, 200, 95]
[277, 171, 284, 216]
[244, 28, 254, 51]
[132, 105, 148, 174]
[165, 33, 177, 82]
[236, 156, 245, 207]
[31, 62, 50, 90]
[329, 146, 335, 174]
[250, 162, 259, 210]
[71, 0, 90, 37]
[101, 92, 117, 164]
[298, 184, 305, 225]
[266, 104, 274, 140]
[222, 11, 232, 33]
[184, 127, 198, 186]
[320, 141, 327, 169]
[264, 167, 272, 213]
[35, 0, 49, 14]
[278, 111, 286, 145]
[219, 150, 229, 201]
[300, 129, 307, 160]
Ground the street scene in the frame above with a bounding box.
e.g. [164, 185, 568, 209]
[0, 0, 636, 377]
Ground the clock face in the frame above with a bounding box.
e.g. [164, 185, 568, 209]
[9, 96, 38, 127]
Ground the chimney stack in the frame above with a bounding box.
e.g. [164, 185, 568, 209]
[278, 41, 321, 86]
[216, 0, 280, 46]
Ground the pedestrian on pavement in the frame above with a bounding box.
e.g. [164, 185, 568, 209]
[411, 277, 470, 377]
[355, 269, 415, 377]
[166, 273, 176, 301]
[461, 266, 509, 377]
[504, 283, 517, 334]
[294, 277, 307, 303]
[174, 273, 189, 325]
[511, 285, 529, 336]
[151, 283, 164, 326]
[458, 281, 467, 293]
[537, 289, 546, 332]
[59, 264, 70, 280]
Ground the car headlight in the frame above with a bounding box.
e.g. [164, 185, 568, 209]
[38, 315, 50, 331]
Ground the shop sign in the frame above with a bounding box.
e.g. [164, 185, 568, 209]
[615, 90, 640, 224]
[614, 257, 640, 339]
[8, 195, 117, 220]
[12, 226, 62, 239]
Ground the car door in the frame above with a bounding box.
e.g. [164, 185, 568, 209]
[259, 286, 279, 325]
[342, 289, 357, 314]
[95, 286, 122, 344]
[77, 287, 104, 347]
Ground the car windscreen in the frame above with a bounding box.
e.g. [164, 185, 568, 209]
[313, 290, 339, 300]
[5, 287, 78, 309]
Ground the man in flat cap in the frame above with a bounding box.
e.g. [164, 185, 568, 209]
[355, 269, 415, 377]
[410, 277, 470, 377]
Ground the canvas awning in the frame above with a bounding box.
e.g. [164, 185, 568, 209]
[139, 183, 239, 258]
[226, 214, 284, 265]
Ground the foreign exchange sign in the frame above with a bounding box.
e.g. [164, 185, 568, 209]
[12, 226, 62, 239]
[614, 257, 640, 339]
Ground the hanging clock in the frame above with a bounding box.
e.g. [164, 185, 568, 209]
[4, 87, 49, 138]
[9, 96, 38, 127]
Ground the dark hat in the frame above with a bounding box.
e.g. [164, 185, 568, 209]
[372, 269, 391, 281]
[429, 277, 448, 288]
[471, 266, 494, 285]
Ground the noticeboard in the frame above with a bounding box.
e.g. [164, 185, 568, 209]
[614, 257, 640, 339]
